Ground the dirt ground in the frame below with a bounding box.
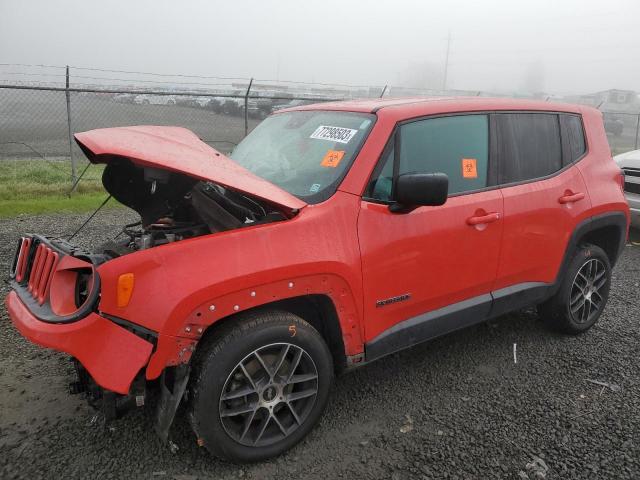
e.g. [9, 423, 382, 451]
[1, 210, 639, 479]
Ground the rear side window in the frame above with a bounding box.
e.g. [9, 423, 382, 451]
[496, 113, 562, 184]
[399, 115, 489, 195]
[560, 114, 586, 165]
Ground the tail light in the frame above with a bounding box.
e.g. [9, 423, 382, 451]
[617, 168, 625, 193]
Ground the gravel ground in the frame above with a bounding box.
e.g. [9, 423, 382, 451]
[0, 210, 639, 480]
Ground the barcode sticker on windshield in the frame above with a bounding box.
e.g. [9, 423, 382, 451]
[310, 125, 358, 144]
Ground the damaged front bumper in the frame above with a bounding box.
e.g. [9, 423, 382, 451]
[5, 290, 153, 395]
[7, 286, 190, 439]
[6, 234, 191, 437]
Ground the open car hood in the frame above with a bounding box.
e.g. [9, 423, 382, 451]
[74, 126, 306, 214]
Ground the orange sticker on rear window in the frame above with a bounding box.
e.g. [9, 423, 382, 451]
[462, 158, 478, 178]
[321, 150, 345, 168]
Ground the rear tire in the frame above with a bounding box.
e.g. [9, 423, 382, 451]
[538, 244, 611, 334]
[189, 310, 333, 462]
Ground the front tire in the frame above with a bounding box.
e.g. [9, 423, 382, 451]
[189, 310, 333, 462]
[538, 244, 612, 334]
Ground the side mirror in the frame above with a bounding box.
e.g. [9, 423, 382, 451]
[390, 172, 448, 213]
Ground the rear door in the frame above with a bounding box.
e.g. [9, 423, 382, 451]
[358, 114, 504, 347]
[492, 112, 591, 306]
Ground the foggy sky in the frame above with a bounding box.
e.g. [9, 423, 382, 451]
[1, 0, 639, 95]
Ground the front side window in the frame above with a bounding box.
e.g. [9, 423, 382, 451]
[496, 113, 562, 184]
[367, 114, 489, 201]
[231, 111, 375, 203]
[400, 115, 489, 194]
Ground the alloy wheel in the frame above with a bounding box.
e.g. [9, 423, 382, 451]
[219, 343, 319, 447]
[569, 258, 607, 324]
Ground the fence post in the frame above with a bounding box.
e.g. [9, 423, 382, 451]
[65, 65, 76, 186]
[244, 78, 253, 138]
[635, 114, 640, 150]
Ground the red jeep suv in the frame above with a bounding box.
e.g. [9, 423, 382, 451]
[6, 98, 629, 462]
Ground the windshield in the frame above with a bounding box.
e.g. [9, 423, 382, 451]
[230, 111, 375, 203]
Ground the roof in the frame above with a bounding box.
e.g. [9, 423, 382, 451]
[282, 96, 590, 116]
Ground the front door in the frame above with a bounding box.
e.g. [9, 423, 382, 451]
[358, 114, 504, 355]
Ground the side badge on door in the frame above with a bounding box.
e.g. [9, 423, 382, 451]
[376, 293, 411, 308]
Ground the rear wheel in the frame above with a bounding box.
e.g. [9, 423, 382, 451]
[189, 310, 333, 462]
[538, 244, 611, 334]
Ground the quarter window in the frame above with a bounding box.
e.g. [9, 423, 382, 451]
[496, 113, 562, 184]
[560, 114, 586, 165]
[367, 144, 395, 201]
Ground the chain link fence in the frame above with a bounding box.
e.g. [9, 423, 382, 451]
[1, 65, 638, 201]
[600, 111, 640, 154]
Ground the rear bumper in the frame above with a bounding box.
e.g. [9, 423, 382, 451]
[5, 290, 153, 394]
[625, 193, 640, 228]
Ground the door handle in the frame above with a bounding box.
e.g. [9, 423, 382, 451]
[466, 212, 500, 226]
[558, 192, 585, 204]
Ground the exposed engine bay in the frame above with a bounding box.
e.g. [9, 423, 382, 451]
[98, 157, 287, 257]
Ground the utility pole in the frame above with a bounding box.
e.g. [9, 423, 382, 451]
[442, 30, 451, 92]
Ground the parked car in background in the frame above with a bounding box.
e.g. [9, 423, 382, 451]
[206, 97, 223, 112]
[6, 98, 629, 462]
[134, 94, 177, 106]
[221, 97, 244, 115]
[271, 99, 314, 112]
[194, 96, 211, 108]
[247, 97, 275, 119]
[175, 96, 210, 108]
[112, 93, 136, 104]
[615, 149, 640, 228]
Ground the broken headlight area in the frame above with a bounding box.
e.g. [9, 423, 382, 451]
[9, 235, 109, 324]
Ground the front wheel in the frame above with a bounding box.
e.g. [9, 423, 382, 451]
[189, 311, 333, 462]
[538, 244, 612, 334]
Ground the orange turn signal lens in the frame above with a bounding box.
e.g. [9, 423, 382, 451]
[116, 273, 135, 308]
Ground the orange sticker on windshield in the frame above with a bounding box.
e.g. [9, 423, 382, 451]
[462, 158, 478, 178]
[321, 150, 345, 168]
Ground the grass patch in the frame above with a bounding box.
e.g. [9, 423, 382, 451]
[0, 192, 122, 218]
[0, 159, 105, 200]
[0, 159, 123, 217]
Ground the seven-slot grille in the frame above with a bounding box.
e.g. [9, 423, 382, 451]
[622, 168, 640, 195]
[11, 236, 60, 305]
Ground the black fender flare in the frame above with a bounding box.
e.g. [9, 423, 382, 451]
[550, 211, 628, 296]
